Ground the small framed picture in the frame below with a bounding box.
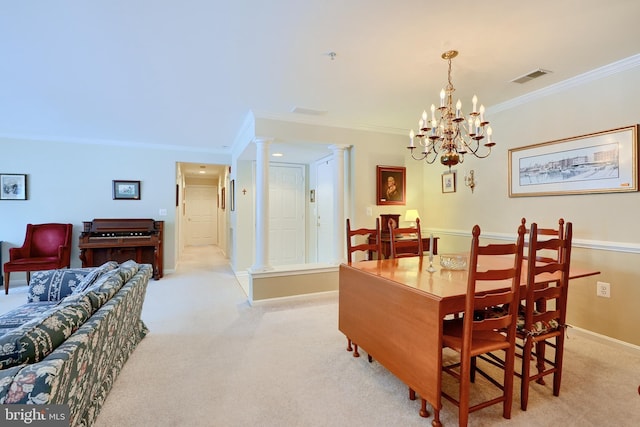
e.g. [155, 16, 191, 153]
[113, 180, 141, 200]
[230, 180, 235, 211]
[442, 172, 456, 193]
[1, 174, 27, 200]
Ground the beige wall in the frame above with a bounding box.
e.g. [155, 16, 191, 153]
[412, 65, 640, 346]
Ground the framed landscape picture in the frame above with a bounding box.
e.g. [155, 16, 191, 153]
[376, 166, 406, 205]
[113, 180, 141, 200]
[1, 174, 27, 200]
[509, 125, 638, 197]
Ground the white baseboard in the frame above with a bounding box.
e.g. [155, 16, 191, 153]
[570, 325, 640, 354]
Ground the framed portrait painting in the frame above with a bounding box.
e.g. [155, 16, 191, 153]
[376, 166, 406, 205]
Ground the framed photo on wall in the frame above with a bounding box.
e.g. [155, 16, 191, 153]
[1, 174, 27, 200]
[376, 165, 406, 205]
[230, 180, 235, 211]
[442, 171, 456, 193]
[113, 180, 141, 200]
[508, 125, 638, 197]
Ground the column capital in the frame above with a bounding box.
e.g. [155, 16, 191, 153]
[254, 137, 274, 146]
[329, 144, 351, 153]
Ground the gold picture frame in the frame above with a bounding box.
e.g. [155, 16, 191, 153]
[442, 171, 456, 193]
[509, 125, 638, 197]
[376, 165, 406, 205]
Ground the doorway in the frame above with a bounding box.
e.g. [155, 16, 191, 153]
[269, 164, 305, 265]
[184, 185, 218, 246]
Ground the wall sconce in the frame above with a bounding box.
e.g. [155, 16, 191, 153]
[464, 170, 476, 193]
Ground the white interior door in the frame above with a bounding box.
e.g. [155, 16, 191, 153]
[316, 158, 334, 263]
[269, 164, 305, 265]
[185, 185, 218, 246]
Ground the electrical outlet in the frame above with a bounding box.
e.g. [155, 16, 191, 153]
[596, 281, 611, 298]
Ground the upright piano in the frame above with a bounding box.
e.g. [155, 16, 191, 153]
[79, 218, 163, 279]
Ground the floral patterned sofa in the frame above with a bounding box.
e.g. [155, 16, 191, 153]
[0, 260, 152, 426]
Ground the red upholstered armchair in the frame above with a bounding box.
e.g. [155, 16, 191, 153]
[3, 223, 73, 294]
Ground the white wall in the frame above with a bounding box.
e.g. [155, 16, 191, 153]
[0, 138, 230, 284]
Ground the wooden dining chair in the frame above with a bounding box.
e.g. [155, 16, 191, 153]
[439, 224, 525, 427]
[517, 218, 565, 382]
[389, 217, 423, 258]
[344, 218, 382, 359]
[521, 217, 565, 264]
[346, 218, 382, 263]
[517, 221, 573, 410]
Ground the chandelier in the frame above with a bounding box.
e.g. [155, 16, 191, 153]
[408, 50, 494, 169]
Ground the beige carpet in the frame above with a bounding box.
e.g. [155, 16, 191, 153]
[3, 247, 639, 426]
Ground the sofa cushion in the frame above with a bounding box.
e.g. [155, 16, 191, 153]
[0, 295, 93, 370]
[28, 269, 93, 302]
[71, 261, 119, 295]
[118, 260, 140, 283]
[0, 302, 58, 335]
[81, 270, 125, 311]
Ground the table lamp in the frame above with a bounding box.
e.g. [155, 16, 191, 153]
[404, 209, 420, 228]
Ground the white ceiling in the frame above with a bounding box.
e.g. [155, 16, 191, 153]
[2, 1, 640, 168]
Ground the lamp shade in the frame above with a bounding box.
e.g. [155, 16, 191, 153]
[404, 209, 420, 223]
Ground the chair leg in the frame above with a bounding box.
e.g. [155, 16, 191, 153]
[458, 356, 471, 427]
[4, 273, 9, 295]
[470, 356, 477, 383]
[553, 334, 565, 396]
[502, 347, 515, 420]
[535, 340, 547, 385]
[346, 338, 352, 352]
[521, 337, 534, 411]
[26, 271, 31, 284]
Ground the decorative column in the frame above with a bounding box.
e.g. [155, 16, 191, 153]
[252, 138, 273, 272]
[330, 144, 350, 264]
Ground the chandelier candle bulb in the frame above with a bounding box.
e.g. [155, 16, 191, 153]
[472, 95, 478, 112]
[440, 89, 445, 107]
[409, 129, 415, 147]
[431, 104, 436, 121]
[479, 105, 485, 123]
[456, 100, 462, 118]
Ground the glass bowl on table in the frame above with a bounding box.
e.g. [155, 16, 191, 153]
[439, 254, 468, 270]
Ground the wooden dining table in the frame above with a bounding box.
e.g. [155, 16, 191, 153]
[338, 255, 600, 426]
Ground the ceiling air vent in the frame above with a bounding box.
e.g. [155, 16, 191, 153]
[290, 106, 327, 116]
[511, 68, 552, 84]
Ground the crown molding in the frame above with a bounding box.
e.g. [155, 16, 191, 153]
[489, 53, 640, 114]
[0, 132, 229, 154]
